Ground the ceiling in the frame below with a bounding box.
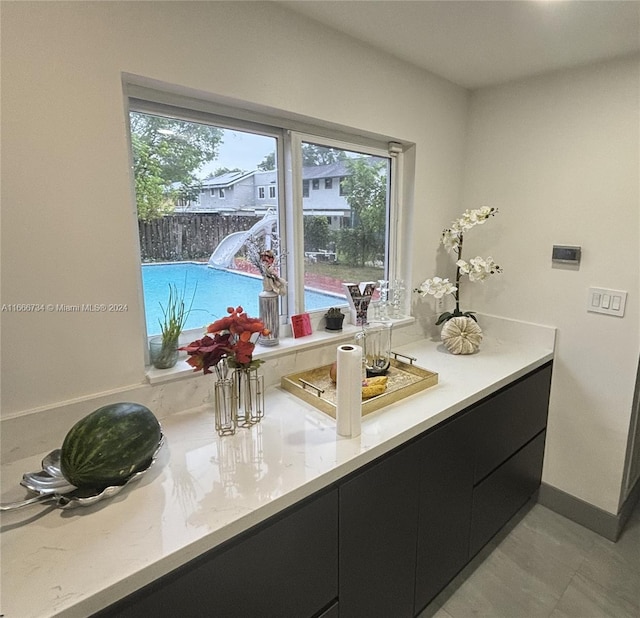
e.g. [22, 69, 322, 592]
[278, 0, 640, 89]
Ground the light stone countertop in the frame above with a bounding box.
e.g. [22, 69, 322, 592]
[0, 316, 555, 618]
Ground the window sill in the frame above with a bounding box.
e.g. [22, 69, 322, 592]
[146, 316, 415, 385]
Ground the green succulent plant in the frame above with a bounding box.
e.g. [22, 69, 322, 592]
[325, 307, 344, 318]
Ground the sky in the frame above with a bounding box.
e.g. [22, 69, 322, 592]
[198, 129, 275, 179]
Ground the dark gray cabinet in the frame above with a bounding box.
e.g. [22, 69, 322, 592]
[414, 415, 474, 612]
[339, 361, 552, 616]
[468, 364, 552, 558]
[98, 362, 552, 618]
[338, 415, 474, 618]
[471, 364, 552, 484]
[339, 441, 421, 618]
[96, 488, 338, 618]
[470, 430, 546, 556]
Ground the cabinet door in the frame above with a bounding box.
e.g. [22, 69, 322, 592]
[472, 363, 552, 483]
[339, 442, 420, 618]
[414, 415, 474, 613]
[98, 488, 338, 618]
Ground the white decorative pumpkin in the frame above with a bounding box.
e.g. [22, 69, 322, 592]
[441, 316, 483, 355]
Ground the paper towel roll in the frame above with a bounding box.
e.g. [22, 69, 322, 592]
[336, 344, 363, 438]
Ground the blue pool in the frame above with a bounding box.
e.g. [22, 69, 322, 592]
[142, 263, 341, 336]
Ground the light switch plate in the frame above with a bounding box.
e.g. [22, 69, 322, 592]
[587, 287, 627, 317]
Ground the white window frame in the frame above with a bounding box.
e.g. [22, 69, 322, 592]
[287, 133, 401, 319]
[258, 186, 266, 199]
[125, 82, 409, 340]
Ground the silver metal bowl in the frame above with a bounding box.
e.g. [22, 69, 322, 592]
[1, 434, 164, 511]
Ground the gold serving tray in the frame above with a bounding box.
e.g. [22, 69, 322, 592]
[281, 355, 438, 419]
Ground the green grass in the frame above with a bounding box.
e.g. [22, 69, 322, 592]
[305, 261, 384, 282]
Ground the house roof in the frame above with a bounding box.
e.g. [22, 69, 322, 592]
[199, 161, 356, 188]
[201, 170, 254, 188]
[302, 161, 351, 180]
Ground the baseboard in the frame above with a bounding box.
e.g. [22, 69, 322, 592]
[618, 477, 640, 536]
[538, 481, 639, 542]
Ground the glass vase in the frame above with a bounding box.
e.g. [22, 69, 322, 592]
[213, 377, 236, 436]
[149, 336, 179, 369]
[233, 367, 265, 427]
[258, 290, 279, 346]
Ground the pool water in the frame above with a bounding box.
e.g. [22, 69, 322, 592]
[142, 262, 342, 336]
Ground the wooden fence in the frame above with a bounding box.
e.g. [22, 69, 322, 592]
[138, 213, 261, 262]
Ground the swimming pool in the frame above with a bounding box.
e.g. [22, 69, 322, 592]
[142, 262, 342, 336]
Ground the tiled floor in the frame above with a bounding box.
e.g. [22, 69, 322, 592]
[419, 499, 640, 618]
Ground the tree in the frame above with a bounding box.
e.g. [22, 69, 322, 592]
[257, 152, 276, 171]
[206, 167, 244, 178]
[340, 158, 387, 265]
[132, 134, 175, 221]
[301, 144, 347, 166]
[130, 112, 223, 221]
[303, 216, 330, 252]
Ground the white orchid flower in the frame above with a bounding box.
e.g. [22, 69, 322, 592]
[448, 206, 497, 236]
[442, 229, 461, 253]
[457, 256, 502, 282]
[416, 277, 457, 298]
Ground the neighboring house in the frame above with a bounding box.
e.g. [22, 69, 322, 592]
[301, 161, 351, 229]
[192, 170, 259, 214]
[178, 162, 353, 229]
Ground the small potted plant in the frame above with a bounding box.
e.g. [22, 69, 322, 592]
[324, 307, 345, 331]
[149, 282, 196, 369]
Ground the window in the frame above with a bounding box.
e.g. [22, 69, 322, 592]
[127, 98, 401, 341]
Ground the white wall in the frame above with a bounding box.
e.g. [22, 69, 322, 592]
[0, 2, 467, 415]
[461, 56, 640, 514]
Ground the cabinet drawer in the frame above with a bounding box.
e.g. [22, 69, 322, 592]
[469, 430, 546, 557]
[472, 363, 551, 483]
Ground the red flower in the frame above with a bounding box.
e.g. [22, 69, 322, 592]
[234, 339, 255, 365]
[180, 333, 231, 374]
[180, 306, 267, 373]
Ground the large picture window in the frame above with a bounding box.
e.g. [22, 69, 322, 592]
[128, 101, 396, 339]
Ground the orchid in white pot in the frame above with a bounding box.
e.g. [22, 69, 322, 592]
[415, 206, 502, 326]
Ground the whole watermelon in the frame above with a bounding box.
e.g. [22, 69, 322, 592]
[60, 402, 162, 489]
